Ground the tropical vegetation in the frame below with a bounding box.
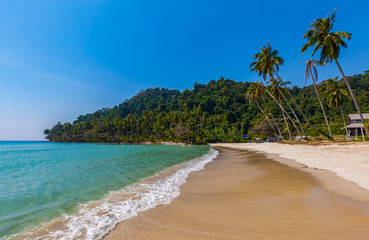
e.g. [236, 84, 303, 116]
[45, 71, 369, 144]
[301, 8, 368, 137]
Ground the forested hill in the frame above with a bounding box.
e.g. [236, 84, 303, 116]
[44, 72, 369, 144]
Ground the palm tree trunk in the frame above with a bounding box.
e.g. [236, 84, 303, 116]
[264, 88, 303, 140]
[361, 128, 366, 142]
[255, 101, 279, 139]
[340, 106, 349, 139]
[274, 71, 332, 140]
[334, 59, 368, 139]
[261, 98, 282, 138]
[281, 98, 292, 140]
[309, 68, 332, 138]
[276, 86, 306, 139]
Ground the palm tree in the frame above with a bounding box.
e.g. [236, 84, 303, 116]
[248, 43, 306, 138]
[250, 43, 331, 139]
[265, 81, 304, 140]
[301, 9, 367, 138]
[195, 106, 204, 130]
[320, 78, 349, 138]
[268, 78, 306, 140]
[281, 106, 292, 140]
[268, 78, 297, 140]
[246, 82, 279, 139]
[305, 60, 332, 138]
[263, 100, 283, 138]
[257, 82, 283, 138]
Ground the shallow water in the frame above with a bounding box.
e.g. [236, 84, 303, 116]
[0, 141, 212, 239]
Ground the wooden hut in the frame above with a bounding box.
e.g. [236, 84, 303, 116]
[343, 113, 369, 138]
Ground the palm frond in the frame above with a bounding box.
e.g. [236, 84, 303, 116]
[301, 9, 350, 63]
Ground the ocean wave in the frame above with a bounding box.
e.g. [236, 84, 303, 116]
[26, 148, 218, 240]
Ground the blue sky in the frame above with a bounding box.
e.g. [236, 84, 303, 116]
[1, 0, 368, 140]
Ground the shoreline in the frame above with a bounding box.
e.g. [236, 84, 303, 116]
[45, 141, 192, 145]
[11, 148, 217, 240]
[103, 146, 369, 239]
[212, 143, 369, 199]
[213, 144, 369, 203]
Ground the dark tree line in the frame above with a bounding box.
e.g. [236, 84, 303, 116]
[44, 72, 369, 144]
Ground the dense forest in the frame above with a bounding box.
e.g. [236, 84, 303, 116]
[44, 71, 369, 144]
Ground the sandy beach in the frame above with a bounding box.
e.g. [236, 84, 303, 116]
[213, 142, 369, 192]
[103, 145, 369, 240]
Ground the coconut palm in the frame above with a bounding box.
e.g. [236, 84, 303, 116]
[246, 82, 278, 139]
[249, 43, 305, 138]
[268, 78, 306, 140]
[262, 98, 282, 138]
[281, 84, 308, 138]
[320, 78, 349, 138]
[256, 82, 282, 138]
[301, 9, 367, 137]
[270, 87, 292, 140]
[250, 43, 331, 139]
[281, 106, 292, 140]
[267, 80, 307, 139]
[305, 60, 332, 138]
[268, 78, 299, 140]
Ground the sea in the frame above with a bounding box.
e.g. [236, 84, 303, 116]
[0, 141, 217, 239]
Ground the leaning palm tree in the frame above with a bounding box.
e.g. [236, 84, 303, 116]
[305, 60, 332, 138]
[249, 43, 305, 138]
[268, 78, 296, 140]
[257, 82, 282, 138]
[281, 108, 292, 140]
[267, 79, 307, 140]
[246, 82, 279, 139]
[301, 9, 367, 137]
[250, 43, 331, 139]
[320, 78, 349, 138]
[267, 78, 306, 140]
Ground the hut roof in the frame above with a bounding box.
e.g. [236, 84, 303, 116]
[341, 123, 364, 130]
[348, 113, 369, 121]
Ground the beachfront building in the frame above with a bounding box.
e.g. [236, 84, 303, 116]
[344, 113, 369, 138]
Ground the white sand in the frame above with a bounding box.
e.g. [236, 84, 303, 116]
[211, 143, 369, 191]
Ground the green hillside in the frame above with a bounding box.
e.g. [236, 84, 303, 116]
[44, 71, 369, 144]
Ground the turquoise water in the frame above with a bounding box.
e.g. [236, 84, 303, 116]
[0, 141, 211, 239]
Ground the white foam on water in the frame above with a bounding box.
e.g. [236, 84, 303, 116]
[27, 148, 218, 240]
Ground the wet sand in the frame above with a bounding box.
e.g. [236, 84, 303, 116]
[104, 147, 369, 240]
[211, 142, 369, 191]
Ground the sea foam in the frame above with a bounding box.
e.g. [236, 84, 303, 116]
[28, 148, 218, 240]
